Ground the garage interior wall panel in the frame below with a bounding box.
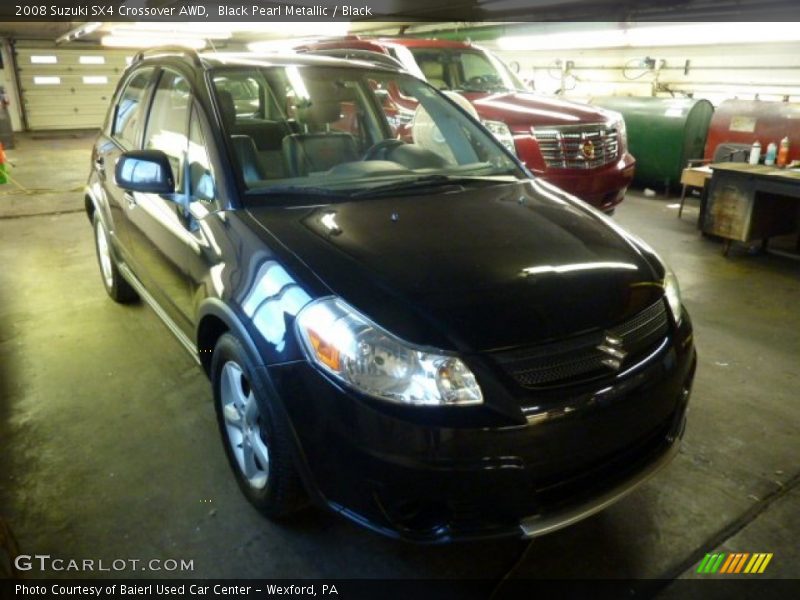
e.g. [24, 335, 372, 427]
[492, 42, 800, 106]
[15, 41, 131, 130]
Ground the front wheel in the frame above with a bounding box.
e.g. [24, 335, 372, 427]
[211, 333, 306, 518]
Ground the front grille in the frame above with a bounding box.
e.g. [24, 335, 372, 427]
[492, 300, 669, 389]
[533, 123, 619, 169]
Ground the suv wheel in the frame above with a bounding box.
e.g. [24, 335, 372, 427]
[211, 333, 306, 518]
[93, 214, 138, 303]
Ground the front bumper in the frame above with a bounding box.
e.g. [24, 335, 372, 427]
[529, 154, 636, 212]
[267, 316, 695, 543]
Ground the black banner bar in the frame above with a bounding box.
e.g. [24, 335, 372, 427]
[2, 0, 800, 22]
[4, 579, 800, 600]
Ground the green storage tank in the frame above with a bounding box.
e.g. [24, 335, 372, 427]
[589, 96, 714, 192]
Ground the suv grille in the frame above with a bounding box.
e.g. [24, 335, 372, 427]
[533, 123, 619, 169]
[492, 300, 669, 389]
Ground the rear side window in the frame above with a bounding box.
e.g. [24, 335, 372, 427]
[143, 70, 191, 193]
[112, 68, 154, 148]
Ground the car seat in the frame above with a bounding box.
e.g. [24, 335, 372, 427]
[418, 61, 449, 90]
[282, 101, 359, 177]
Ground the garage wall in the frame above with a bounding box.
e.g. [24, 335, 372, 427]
[13, 41, 131, 131]
[491, 41, 800, 106]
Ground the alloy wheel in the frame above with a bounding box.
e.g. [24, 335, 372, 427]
[220, 361, 270, 490]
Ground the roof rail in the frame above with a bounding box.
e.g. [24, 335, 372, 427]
[132, 46, 203, 67]
[300, 48, 404, 71]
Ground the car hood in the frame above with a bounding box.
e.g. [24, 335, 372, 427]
[462, 91, 618, 129]
[245, 180, 664, 353]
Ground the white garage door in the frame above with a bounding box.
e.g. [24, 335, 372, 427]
[15, 42, 131, 130]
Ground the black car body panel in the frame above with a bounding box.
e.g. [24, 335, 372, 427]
[267, 314, 694, 541]
[85, 50, 696, 542]
[245, 179, 662, 354]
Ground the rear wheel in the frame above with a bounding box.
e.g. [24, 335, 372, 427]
[211, 333, 306, 518]
[93, 214, 137, 303]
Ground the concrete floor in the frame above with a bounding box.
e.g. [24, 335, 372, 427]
[0, 132, 798, 589]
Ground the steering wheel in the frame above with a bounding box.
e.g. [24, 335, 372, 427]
[466, 75, 491, 89]
[464, 75, 502, 91]
[362, 138, 405, 161]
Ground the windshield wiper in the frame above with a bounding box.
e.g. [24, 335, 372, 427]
[349, 175, 512, 199]
[250, 184, 347, 197]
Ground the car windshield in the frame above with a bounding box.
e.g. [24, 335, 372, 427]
[210, 64, 524, 200]
[408, 47, 524, 93]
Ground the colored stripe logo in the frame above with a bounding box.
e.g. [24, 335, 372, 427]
[696, 552, 773, 574]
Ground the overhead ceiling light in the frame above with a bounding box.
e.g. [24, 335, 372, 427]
[627, 22, 800, 47]
[497, 22, 800, 51]
[56, 21, 102, 44]
[247, 21, 351, 43]
[246, 39, 302, 53]
[101, 35, 207, 50]
[125, 21, 350, 37]
[112, 25, 232, 40]
[498, 28, 625, 51]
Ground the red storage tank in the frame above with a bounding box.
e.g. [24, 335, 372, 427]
[705, 99, 800, 163]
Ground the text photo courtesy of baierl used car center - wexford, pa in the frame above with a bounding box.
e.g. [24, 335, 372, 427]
[0, 0, 798, 598]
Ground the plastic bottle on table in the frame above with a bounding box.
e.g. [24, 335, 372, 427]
[776, 137, 790, 167]
[764, 142, 777, 166]
[748, 140, 761, 165]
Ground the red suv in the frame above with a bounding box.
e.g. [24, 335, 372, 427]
[297, 37, 635, 212]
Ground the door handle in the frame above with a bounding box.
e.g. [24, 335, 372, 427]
[124, 192, 137, 208]
[94, 156, 105, 171]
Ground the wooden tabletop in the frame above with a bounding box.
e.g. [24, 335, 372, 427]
[709, 162, 800, 181]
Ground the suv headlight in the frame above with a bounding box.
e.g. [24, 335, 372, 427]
[295, 297, 483, 406]
[482, 119, 517, 156]
[663, 270, 682, 325]
[612, 116, 628, 154]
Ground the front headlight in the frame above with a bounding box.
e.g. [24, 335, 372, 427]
[612, 116, 628, 154]
[663, 270, 682, 325]
[295, 297, 483, 406]
[482, 119, 517, 156]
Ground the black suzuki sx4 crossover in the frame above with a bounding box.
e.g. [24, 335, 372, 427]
[86, 49, 696, 542]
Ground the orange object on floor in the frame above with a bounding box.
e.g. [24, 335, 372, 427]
[0, 142, 7, 184]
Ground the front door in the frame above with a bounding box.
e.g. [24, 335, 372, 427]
[125, 68, 198, 335]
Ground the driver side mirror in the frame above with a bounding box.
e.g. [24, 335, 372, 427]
[115, 150, 175, 194]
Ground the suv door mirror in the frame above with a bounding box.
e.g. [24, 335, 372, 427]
[115, 150, 175, 194]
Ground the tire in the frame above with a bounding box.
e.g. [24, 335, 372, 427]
[211, 333, 306, 518]
[93, 213, 138, 303]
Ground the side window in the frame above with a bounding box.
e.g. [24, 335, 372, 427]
[143, 70, 190, 193]
[187, 106, 217, 206]
[113, 68, 154, 148]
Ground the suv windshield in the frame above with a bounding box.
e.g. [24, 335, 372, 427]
[211, 65, 523, 199]
[407, 47, 524, 93]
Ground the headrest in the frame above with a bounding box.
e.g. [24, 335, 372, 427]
[295, 100, 343, 129]
[310, 101, 343, 125]
[420, 61, 445, 81]
[217, 90, 236, 126]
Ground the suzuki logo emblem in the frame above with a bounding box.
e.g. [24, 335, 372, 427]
[597, 334, 627, 370]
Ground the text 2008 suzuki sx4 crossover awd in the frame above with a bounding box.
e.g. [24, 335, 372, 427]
[85, 49, 696, 542]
